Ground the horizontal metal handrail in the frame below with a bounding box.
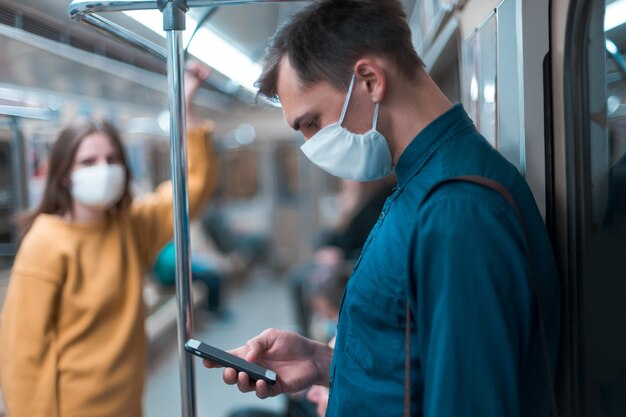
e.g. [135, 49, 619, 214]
[0, 105, 58, 120]
[69, 0, 158, 18]
[80, 13, 167, 60]
[187, 0, 305, 6]
[69, 0, 302, 18]
[76, 14, 241, 97]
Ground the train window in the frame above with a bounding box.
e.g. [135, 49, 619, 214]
[220, 148, 259, 201]
[461, 1, 527, 172]
[422, 0, 438, 38]
[410, 0, 456, 51]
[462, 29, 480, 129]
[125, 140, 153, 196]
[149, 141, 172, 187]
[26, 136, 52, 210]
[462, 12, 497, 149]
[478, 14, 497, 148]
[275, 144, 299, 202]
[495, 0, 522, 170]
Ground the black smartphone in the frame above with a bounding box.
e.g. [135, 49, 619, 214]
[184, 338, 277, 385]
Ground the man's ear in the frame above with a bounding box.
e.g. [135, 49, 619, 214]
[353, 58, 387, 103]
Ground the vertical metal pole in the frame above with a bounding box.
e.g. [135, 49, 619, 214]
[164, 2, 197, 415]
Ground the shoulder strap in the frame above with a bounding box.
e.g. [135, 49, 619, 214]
[421, 176, 524, 222]
[404, 175, 558, 417]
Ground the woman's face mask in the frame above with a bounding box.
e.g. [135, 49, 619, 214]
[70, 164, 126, 209]
[300, 74, 393, 181]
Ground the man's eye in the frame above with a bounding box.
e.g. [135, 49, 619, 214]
[306, 120, 319, 129]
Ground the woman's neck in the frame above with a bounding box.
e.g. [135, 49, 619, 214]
[65, 203, 107, 225]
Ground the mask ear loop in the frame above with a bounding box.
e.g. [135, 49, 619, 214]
[372, 102, 380, 131]
[338, 74, 357, 126]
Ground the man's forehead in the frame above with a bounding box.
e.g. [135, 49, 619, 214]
[276, 57, 344, 128]
[276, 58, 305, 102]
[276, 58, 304, 125]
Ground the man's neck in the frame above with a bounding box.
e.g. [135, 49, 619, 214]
[384, 72, 453, 164]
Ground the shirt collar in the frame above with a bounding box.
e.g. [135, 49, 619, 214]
[394, 104, 474, 187]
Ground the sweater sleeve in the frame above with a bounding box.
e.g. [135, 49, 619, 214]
[409, 188, 532, 417]
[130, 122, 218, 267]
[0, 228, 65, 417]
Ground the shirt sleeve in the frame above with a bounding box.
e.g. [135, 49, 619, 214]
[0, 236, 64, 417]
[409, 187, 532, 417]
[130, 122, 218, 267]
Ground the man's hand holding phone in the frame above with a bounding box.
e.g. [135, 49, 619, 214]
[201, 328, 334, 399]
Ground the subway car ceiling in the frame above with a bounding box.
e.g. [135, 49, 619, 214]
[0, 0, 449, 145]
[0, 0, 326, 143]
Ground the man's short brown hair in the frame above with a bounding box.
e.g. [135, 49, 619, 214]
[255, 0, 424, 102]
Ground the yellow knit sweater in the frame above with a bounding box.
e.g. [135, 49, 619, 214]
[0, 124, 217, 417]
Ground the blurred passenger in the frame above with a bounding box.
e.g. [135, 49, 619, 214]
[152, 240, 224, 314]
[302, 266, 345, 417]
[304, 262, 350, 343]
[304, 385, 329, 417]
[203, 2, 560, 417]
[305, 337, 335, 417]
[315, 176, 394, 261]
[290, 177, 393, 336]
[0, 62, 216, 417]
[200, 194, 270, 266]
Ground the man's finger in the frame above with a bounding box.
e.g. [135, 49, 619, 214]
[227, 345, 249, 360]
[223, 368, 238, 385]
[244, 340, 263, 362]
[255, 379, 269, 399]
[245, 330, 276, 362]
[236, 371, 255, 393]
[202, 359, 221, 369]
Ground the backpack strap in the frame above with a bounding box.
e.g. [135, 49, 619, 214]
[404, 175, 558, 417]
[404, 300, 411, 417]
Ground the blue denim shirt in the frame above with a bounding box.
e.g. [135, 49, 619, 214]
[326, 105, 560, 417]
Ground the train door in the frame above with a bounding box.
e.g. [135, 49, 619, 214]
[553, 0, 626, 414]
[0, 107, 58, 266]
[0, 117, 28, 267]
[0, 131, 13, 268]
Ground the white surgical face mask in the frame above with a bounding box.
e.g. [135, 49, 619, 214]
[300, 74, 393, 181]
[71, 164, 126, 209]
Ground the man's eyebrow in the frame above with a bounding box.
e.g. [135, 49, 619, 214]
[291, 113, 315, 131]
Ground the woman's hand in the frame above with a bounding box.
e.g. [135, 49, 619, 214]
[184, 60, 211, 130]
[202, 328, 334, 399]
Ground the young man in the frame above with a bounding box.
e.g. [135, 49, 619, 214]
[204, 1, 560, 416]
